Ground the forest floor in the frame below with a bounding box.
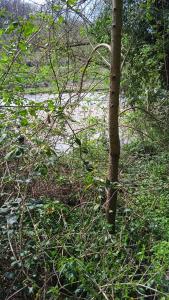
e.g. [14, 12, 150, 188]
[1, 140, 169, 299]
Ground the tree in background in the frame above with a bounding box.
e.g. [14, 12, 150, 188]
[0, 0, 34, 18]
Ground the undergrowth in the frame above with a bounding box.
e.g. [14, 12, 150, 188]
[1, 143, 169, 299]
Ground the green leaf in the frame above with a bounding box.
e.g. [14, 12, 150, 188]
[58, 16, 64, 24]
[94, 204, 100, 211]
[5, 150, 15, 161]
[1, 54, 8, 63]
[5, 24, 15, 34]
[15, 147, 24, 158]
[20, 118, 28, 126]
[29, 108, 36, 117]
[0, 133, 7, 143]
[19, 109, 28, 117]
[67, 0, 77, 5]
[19, 42, 27, 51]
[6, 214, 18, 225]
[53, 5, 61, 11]
[23, 21, 37, 37]
[48, 100, 55, 111]
[28, 287, 34, 294]
[4, 272, 15, 280]
[0, 206, 10, 214]
[35, 164, 48, 176]
[84, 161, 93, 172]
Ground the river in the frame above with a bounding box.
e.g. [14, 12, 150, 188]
[24, 92, 128, 151]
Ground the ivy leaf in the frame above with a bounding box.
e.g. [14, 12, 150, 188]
[4, 272, 15, 280]
[84, 161, 93, 172]
[5, 147, 24, 160]
[0, 206, 10, 214]
[35, 164, 48, 176]
[5, 150, 15, 161]
[94, 204, 100, 211]
[0, 133, 7, 143]
[15, 147, 24, 158]
[6, 214, 18, 225]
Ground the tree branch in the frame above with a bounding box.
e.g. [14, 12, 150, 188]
[78, 43, 111, 99]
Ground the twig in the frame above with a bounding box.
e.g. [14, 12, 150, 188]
[6, 287, 25, 300]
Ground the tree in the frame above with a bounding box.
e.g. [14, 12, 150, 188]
[0, 0, 34, 18]
[106, 0, 123, 232]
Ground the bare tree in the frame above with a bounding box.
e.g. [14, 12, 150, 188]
[0, 0, 34, 18]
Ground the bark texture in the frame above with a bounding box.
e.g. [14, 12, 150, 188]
[106, 0, 122, 232]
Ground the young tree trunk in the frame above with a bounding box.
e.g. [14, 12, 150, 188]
[106, 0, 123, 232]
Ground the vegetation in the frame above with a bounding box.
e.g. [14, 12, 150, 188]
[0, 0, 169, 299]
